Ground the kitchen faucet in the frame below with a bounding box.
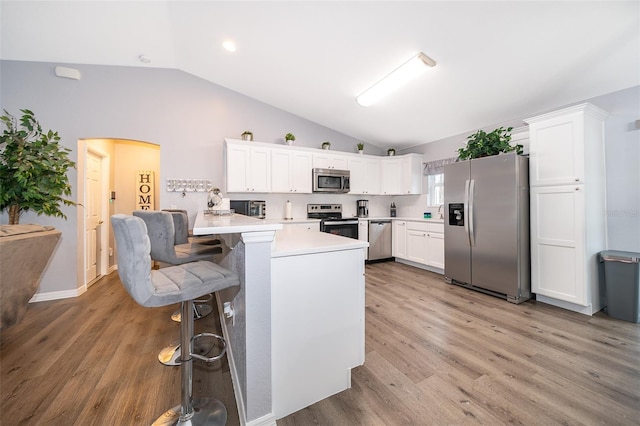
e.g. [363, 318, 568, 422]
[438, 204, 444, 219]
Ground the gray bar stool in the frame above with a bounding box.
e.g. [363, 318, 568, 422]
[162, 208, 222, 247]
[133, 210, 223, 365]
[161, 209, 220, 322]
[111, 214, 239, 425]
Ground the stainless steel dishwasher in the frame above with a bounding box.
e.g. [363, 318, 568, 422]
[368, 220, 392, 261]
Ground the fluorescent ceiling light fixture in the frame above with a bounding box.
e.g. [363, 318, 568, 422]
[222, 40, 237, 52]
[356, 52, 436, 107]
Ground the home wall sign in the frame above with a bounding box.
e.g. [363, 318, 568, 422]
[136, 170, 155, 210]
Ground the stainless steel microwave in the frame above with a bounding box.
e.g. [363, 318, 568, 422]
[312, 168, 350, 193]
[230, 200, 266, 219]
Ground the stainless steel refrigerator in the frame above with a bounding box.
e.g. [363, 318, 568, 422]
[444, 153, 531, 303]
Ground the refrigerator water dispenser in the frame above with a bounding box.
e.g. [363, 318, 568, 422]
[449, 203, 464, 226]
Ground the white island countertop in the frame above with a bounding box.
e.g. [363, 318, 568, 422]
[272, 227, 368, 258]
[193, 211, 283, 235]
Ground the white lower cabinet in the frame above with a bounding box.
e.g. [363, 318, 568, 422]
[271, 247, 365, 419]
[358, 220, 369, 260]
[531, 185, 586, 305]
[392, 221, 407, 258]
[407, 226, 428, 264]
[426, 231, 444, 270]
[393, 220, 444, 272]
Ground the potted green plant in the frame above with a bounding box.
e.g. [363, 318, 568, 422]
[321, 141, 331, 150]
[387, 148, 396, 156]
[357, 143, 364, 154]
[1, 109, 73, 328]
[457, 126, 522, 160]
[1, 109, 75, 224]
[241, 130, 253, 141]
[285, 132, 295, 145]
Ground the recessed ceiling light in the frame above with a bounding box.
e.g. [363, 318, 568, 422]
[356, 52, 436, 107]
[138, 54, 151, 64]
[222, 40, 237, 52]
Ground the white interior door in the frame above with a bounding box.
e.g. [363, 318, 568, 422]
[85, 151, 103, 285]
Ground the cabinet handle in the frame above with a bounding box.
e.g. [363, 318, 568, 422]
[575, 178, 580, 182]
[575, 187, 580, 191]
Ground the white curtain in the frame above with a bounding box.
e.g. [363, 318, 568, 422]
[423, 157, 457, 176]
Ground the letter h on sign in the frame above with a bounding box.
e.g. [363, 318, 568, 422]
[136, 170, 155, 210]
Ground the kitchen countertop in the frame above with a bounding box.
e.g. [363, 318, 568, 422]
[193, 211, 283, 235]
[272, 227, 368, 258]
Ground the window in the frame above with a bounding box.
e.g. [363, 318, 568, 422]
[423, 157, 455, 207]
[427, 173, 444, 207]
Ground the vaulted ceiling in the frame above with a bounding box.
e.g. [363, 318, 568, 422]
[1, 1, 639, 149]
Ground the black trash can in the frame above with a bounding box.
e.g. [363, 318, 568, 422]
[599, 250, 640, 323]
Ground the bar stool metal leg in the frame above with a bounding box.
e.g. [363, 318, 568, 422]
[152, 300, 227, 426]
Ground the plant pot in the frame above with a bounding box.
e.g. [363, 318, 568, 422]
[1, 225, 61, 330]
[322, 144, 331, 150]
[387, 150, 396, 156]
[285, 140, 293, 146]
[241, 134, 253, 141]
[358, 150, 364, 155]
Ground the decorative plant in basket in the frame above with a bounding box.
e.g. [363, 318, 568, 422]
[457, 126, 523, 160]
[0, 109, 75, 224]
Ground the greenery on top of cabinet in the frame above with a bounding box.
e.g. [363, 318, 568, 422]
[457, 126, 523, 160]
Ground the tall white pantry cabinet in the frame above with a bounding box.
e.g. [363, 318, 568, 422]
[525, 103, 608, 315]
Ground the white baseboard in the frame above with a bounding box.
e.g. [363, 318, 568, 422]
[394, 258, 444, 275]
[29, 285, 86, 303]
[28, 267, 121, 303]
[536, 294, 598, 316]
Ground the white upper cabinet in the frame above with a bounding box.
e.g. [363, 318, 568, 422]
[312, 152, 349, 170]
[348, 156, 381, 195]
[225, 139, 423, 196]
[526, 103, 608, 187]
[225, 141, 271, 193]
[271, 148, 312, 193]
[381, 154, 423, 195]
[381, 159, 402, 195]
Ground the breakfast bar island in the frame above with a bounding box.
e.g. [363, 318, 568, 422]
[193, 212, 368, 425]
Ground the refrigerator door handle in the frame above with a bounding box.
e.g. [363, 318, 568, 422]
[469, 179, 476, 247]
[464, 179, 471, 246]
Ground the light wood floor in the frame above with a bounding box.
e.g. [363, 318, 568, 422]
[2, 262, 639, 425]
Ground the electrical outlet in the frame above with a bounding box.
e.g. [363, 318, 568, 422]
[109, 247, 113, 256]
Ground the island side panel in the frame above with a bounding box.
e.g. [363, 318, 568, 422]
[217, 231, 276, 425]
[271, 247, 366, 419]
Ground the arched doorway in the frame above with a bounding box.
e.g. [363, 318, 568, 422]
[76, 138, 160, 291]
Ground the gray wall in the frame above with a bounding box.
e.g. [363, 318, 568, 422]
[0, 60, 367, 295]
[2, 59, 638, 297]
[400, 86, 640, 252]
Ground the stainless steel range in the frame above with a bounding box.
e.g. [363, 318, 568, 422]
[307, 204, 358, 239]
